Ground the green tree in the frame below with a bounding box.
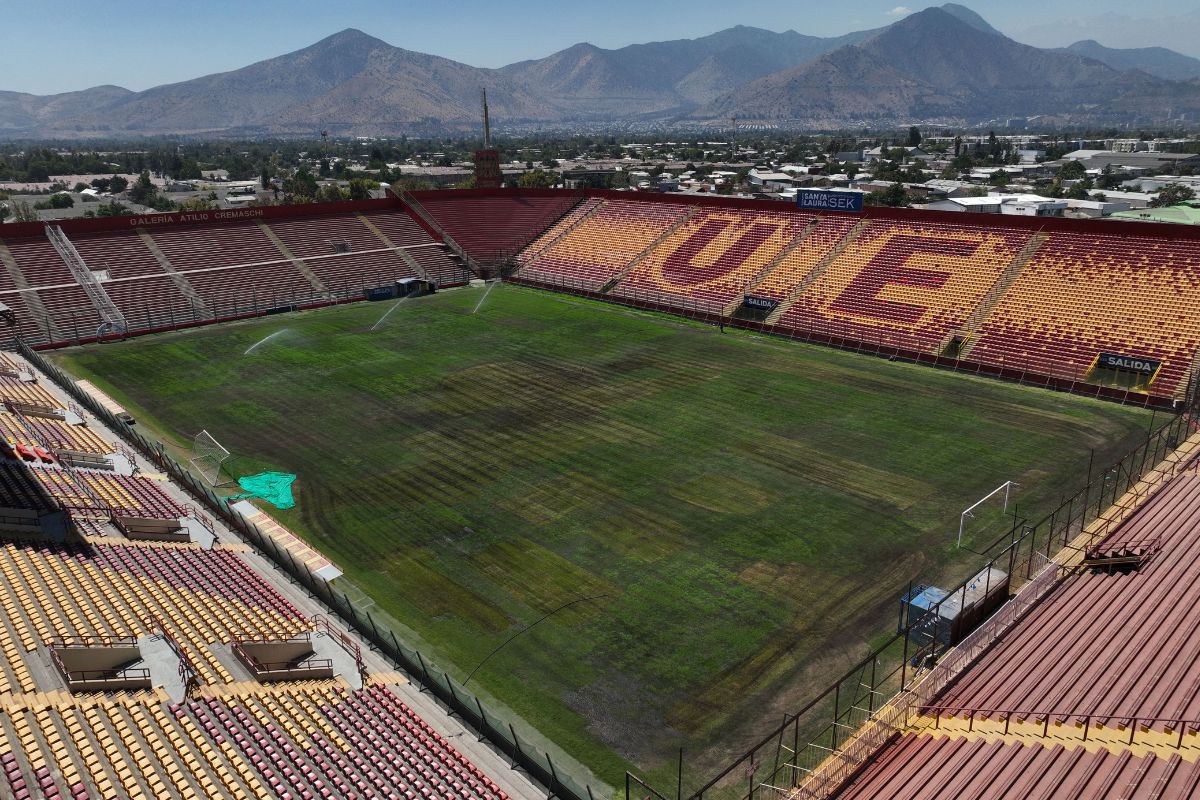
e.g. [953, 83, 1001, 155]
[315, 184, 349, 203]
[33, 194, 74, 209]
[516, 169, 557, 189]
[95, 202, 131, 217]
[0, 204, 9, 224]
[282, 168, 318, 201]
[866, 183, 909, 207]
[906, 126, 922, 147]
[1057, 160, 1086, 180]
[128, 171, 156, 205]
[989, 170, 1011, 187]
[1150, 183, 1197, 208]
[347, 177, 375, 200]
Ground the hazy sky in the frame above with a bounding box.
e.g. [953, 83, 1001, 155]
[3, 0, 1200, 95]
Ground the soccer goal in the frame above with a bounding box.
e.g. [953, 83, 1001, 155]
[191, 430, 234, 487]
[957, 480, 1020, 550]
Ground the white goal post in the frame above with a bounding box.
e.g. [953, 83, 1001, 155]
[191, 429, 234, 487]
[958, 481, 1020, 548]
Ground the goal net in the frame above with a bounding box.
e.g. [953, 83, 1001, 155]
[191, 429, 233, 487]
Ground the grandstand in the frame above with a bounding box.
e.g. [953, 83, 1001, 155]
[4, 188, 1200, 406]
[0, 349, 547, 800]
[6, 187, 1200, 798]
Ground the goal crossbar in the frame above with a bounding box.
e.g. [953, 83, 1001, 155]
[958, 480, 1020, 547]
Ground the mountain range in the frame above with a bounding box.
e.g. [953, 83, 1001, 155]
[2, 4, 1199, 138]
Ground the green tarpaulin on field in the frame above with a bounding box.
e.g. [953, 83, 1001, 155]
[228, 471, 296, 509]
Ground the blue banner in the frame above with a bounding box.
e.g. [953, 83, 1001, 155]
[796, 189, 863, 213]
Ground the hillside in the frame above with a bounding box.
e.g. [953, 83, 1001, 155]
[700, 7, 1200, 126]
[3, 5, 1200, 136]
[1060, 40, 1200, 81]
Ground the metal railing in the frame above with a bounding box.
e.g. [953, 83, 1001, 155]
[922, 705, 1200, 748]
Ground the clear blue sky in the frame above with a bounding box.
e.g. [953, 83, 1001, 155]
[3, 0, 1199, 95]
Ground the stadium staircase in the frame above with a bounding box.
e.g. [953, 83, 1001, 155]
[726, 217, 823, 316]
[45, 226, 126, 337]
[0, 240, 60, 342]
[400, 194, 480, 276]
[951, 231, 1047, 359]
[355, 213, 431, 281]
[255, 222, 331, 298]
[515, 198, 604, 274]
[599, 207, 700, 294]
[134, 230, 214, 320]
[765, 218, 870, 325]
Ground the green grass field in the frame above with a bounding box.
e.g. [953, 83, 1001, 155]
[51, 285, 1151, 789]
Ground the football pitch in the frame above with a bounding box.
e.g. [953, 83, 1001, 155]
[51, 284, 1151, 786]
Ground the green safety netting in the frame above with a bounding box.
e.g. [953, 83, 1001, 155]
[229, 472, 297, 509]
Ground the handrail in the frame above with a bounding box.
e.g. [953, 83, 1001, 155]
[923, 704, 1200, 747]
[312, 614, 367, 683]
[153, 615, 199, 695]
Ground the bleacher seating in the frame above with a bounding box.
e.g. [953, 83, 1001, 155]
[935, 471, 1200, 723]
[360, 209, 471, 286]
[967, 231, 1200, 397]
[776, 220, 1032, 353]
[0, 462, 58, 511]
[8, 192, 1200, 403]
[0, 236, 98, 342]
[612, 209, 811, 312]
[0, 375, 60, 411]
[517, 199, 690, 290]
[831, 733, 1200, 798]
[414, 193, 581, 263]
[752, 215, 862, 300]
[69, 230, 198, 331]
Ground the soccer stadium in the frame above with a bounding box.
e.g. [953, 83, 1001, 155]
[0, 185, 1198, 800]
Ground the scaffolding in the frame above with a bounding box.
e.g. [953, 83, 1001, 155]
[45, 225, 127, 337]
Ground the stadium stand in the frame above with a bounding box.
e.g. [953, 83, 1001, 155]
[784, 434, 1200, 799]
[612, 208, 811, 313]
[966, 230, 1200, 398]
[6, 190, 1200, 408]
[830, 734, 1200, 799]
[506, 189, 1200, 405]
[0, 199, 468, 348]
[408, 190, 583, 264]
[774, 219, 1033, 353]
[933, 470, 1200, 723]
[516, 198, 691, 290]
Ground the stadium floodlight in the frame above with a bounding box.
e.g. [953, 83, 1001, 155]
[191, 429, 234, 487]
[958, 481, 1020, 548]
